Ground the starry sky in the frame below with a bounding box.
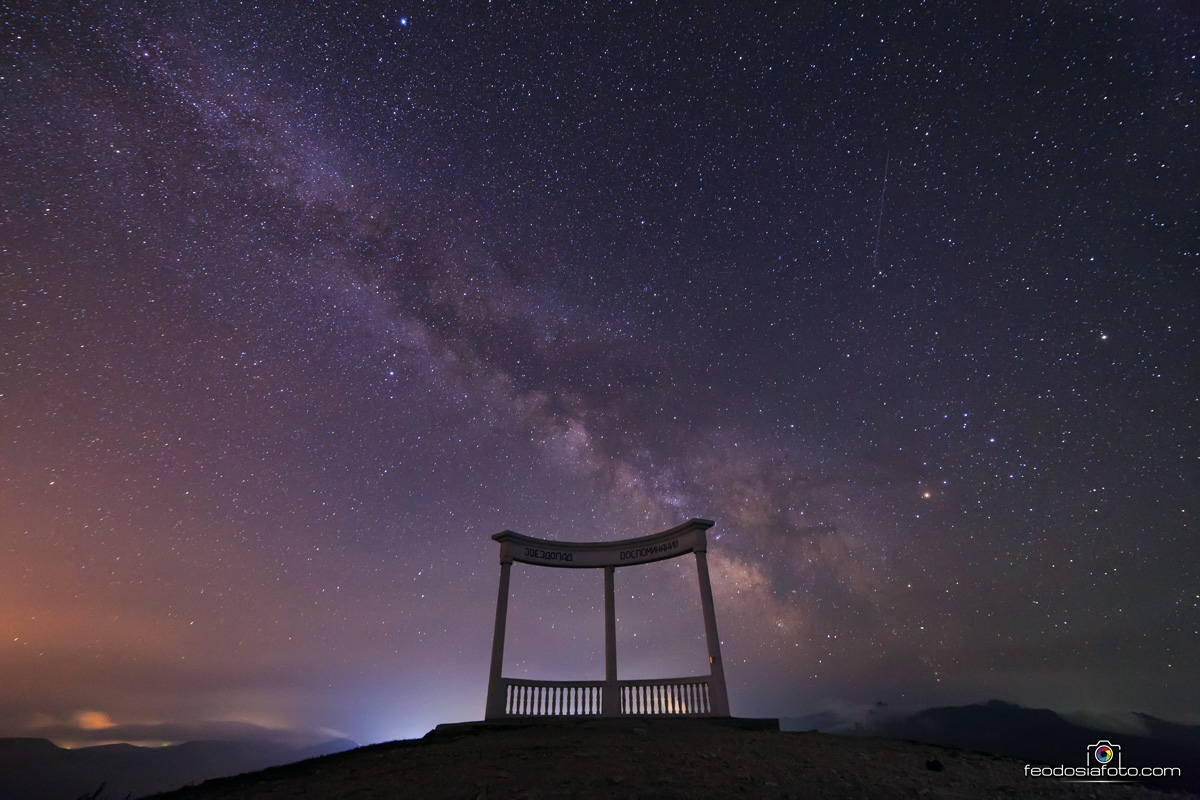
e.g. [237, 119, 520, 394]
[3, 2, 1197, 746]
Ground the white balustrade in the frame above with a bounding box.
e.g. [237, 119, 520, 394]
[499, 677, 713, 717]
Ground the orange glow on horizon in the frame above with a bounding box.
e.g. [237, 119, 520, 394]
[74, 711, 116, 730]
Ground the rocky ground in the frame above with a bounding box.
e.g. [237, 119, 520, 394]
[150, 719, 1193, 800]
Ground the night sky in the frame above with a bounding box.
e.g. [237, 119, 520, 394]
[3, 2, 1197, 747]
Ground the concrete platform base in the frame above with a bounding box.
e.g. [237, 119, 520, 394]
[429, 716, 779, 738]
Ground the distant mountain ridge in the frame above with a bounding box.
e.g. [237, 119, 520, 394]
[0, 736, 357, 800]
[783, 699, 1200, 793]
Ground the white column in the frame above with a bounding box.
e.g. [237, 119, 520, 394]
[484, 559, 512, 719]
[602, 565, 620, 716]
[695, 550, 730, 716]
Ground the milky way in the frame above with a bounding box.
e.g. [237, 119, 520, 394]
[2, 3, 1197, 744]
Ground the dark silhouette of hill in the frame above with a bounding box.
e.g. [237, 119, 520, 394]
[8, 704, 1195, 798]
[143, 719, 1193, 799]
[0, 737, 356, 800]
[849, 700, 1198, 793]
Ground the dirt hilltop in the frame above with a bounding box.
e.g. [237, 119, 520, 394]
[150, 718, 1192, 800]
